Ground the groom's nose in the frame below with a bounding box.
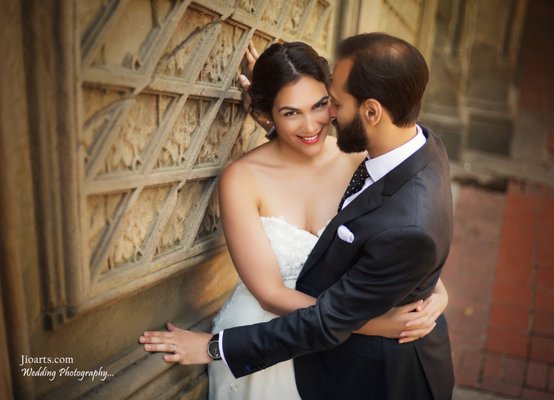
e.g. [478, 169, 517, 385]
[328, 102, 337, 119]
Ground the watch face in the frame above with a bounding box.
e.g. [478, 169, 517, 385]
[208, 340, 221, 359]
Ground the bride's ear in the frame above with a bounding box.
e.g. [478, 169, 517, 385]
[252, 111, 274, 131]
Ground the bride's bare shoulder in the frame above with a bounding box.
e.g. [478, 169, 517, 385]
[219, 141, 276, 190]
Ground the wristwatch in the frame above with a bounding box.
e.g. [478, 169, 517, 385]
[207, 333, 222, 360]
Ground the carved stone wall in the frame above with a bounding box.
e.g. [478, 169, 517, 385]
[4, 1, 339, 399]
[46, 0, 338, 325]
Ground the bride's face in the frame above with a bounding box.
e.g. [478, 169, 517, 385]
[271, 75, 331, 157]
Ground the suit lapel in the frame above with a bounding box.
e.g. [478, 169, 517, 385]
[297, 126, 439, 281]
[298, 179, 384, 280]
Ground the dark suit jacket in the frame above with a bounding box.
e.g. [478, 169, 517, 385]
[222, 126, 454, 400]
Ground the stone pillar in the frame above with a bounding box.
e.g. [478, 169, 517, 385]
[421, 0, 469, 160]
[0, 0, 35, 398]
[422, 0, 528, 162]
[464, 0, 527, 157]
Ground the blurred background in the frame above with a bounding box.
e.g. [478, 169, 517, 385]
[1, 0, 552, 399]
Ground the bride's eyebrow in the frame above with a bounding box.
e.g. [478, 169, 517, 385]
[312, 96, 330, 108]
[277, 96, 330, 112]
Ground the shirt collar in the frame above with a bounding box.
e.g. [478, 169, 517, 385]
[364, 124, 426, 183]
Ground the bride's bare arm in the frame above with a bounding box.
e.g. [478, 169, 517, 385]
[219, 161, 315, 315]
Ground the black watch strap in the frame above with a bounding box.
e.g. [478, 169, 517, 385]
[207, 333, 222, 360]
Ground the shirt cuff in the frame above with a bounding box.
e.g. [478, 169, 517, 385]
[218, 330, 229, 367]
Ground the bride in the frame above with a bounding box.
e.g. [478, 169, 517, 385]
[141, 42, 448, 399]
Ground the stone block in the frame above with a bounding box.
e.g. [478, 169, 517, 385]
[467, 114, 512, 156]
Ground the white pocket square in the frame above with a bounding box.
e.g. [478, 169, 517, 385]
[337, 225, 355, 243]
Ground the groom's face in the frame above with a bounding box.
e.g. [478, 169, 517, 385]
[329, 59, 368, 153]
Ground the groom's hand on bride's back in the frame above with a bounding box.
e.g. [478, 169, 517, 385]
[139, 322, 212, 365]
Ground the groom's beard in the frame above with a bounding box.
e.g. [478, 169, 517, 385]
[333, 111, 368, 153]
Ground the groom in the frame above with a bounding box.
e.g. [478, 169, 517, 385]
[143, 33, 454, 399]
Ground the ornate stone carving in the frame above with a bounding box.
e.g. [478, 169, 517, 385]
[235, 0, 258, 14]
[155, 180, 206, 256]
[302, 2, 321, 41]
[194, 187, 221, 243]
[82, 86, 129, 163]
[314, 1, 332, 48]
[47, 0, 339, 320]
[103, 185, 171, 273]
[99, 92, 161, 174]
[87, 0, 176, 70]
[198, 22, 247, 85]
[157, 7, 220, 79]
[230, 116, 261, 161]
[196, 101, 242, 166]
[156, 97, 212, 169]
[283, 0, 310, 35]
[261, 0, 282, 26]
[87, 192, 127, 260]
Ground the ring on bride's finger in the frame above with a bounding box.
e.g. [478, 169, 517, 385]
[172, 344, 177, 353]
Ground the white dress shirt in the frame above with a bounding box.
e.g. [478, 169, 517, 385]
[341, 125, 426, 209]
[218, 124, 426, 367]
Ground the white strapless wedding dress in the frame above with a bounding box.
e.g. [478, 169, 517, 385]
[208, 216, 324, 400]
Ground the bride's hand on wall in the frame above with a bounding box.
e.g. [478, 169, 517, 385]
[244, 40, 259, 75]
[239, 42, 274, 132]
[139, 322, 213, 365]
[238, 40, 259, 112]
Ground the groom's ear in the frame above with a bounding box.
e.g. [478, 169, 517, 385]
[361, 99, 382, 126]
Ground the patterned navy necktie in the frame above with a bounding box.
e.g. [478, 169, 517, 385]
[338, 159, 370, 212]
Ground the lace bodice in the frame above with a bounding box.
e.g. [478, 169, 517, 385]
[258, 216, 323, 282]
[213, 215, 325, 331]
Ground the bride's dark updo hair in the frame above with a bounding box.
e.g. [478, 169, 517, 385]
[249, 42, 331, 132]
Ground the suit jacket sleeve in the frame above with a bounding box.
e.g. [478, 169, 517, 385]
[222, 225, 439, 378]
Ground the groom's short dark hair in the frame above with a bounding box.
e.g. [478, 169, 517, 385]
[336, 33, 429, 127]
